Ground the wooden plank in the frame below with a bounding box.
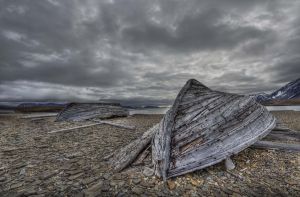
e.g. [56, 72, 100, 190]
[48, 122, 104, 133]
[264, 130, 300, 142]
[92, 120, 135, 130]
[252, 141, 300, 152]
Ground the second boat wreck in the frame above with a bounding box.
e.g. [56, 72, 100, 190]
[56, 102, 129, 121]
[109, 79, 276, 180]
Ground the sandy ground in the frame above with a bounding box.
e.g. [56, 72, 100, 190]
[0, 111, 299, 196]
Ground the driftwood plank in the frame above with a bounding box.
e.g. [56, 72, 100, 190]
[264, 130, 300, 142]
[252, 141, 300, 152]
[48, 123, 104, 133]
[91, 120, 135, 130]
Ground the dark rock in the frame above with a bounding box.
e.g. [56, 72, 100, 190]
[68, 173, 84, 180]
[143, 167, 154, 177]
[132, 187, 144, 195]
[40, 170, 59, 180]
[84, 181, 104, 196]
[10, 182, 23, 189]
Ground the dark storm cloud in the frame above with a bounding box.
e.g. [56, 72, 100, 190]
[0, 0, 299, 102]
[122, 7, 271, 53]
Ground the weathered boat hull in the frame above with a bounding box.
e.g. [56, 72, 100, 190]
[108, 79, 276, 180]
[152, 79, 276, 179]
[56, 103, 129, 121]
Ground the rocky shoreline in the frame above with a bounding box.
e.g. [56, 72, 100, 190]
[0, 112, 300, 196]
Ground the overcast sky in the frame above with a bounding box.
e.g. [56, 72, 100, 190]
[0, 0, 299, 104]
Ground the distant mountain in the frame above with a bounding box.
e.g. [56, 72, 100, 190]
[255, 78, 300, 105]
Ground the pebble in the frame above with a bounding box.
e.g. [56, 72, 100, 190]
[132, 178, 141, 184]
[84, 181, 103, 196]
[10, 182, 24, 189]
[68, 173, 84, 180]
[190, 178, 204, 187]
[167, 180, 176, 190]
[0, 176, 6, 182]
[143, 167, 154, 177]
[118, 181, 125, 187]
[132, 187, 144, 195]
[81, 177, 98, 185]
[19, 168, 26, 176]
[103, 173, 111, 180]
[40, 170, 59, 180]
[225, 158, 236, 171]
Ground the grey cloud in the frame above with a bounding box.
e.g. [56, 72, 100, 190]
[268, 57, 300, 83]
[0, 0, 299, 103]
[121, 6, 271, 53]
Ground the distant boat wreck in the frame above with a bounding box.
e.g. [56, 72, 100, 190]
[109, 79, 276, 180]
[15, 102, 67, 113]
[56, 102, 129, 121]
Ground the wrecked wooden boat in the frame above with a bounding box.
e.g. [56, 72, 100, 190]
[15, 102, 67, 113]
[109, 79, 276, 180]
[56, 102, 129, 121]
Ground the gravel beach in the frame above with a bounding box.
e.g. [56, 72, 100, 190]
[0, 111, 299, 196]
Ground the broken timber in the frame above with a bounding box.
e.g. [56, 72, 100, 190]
[109, 79, 277, 180]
